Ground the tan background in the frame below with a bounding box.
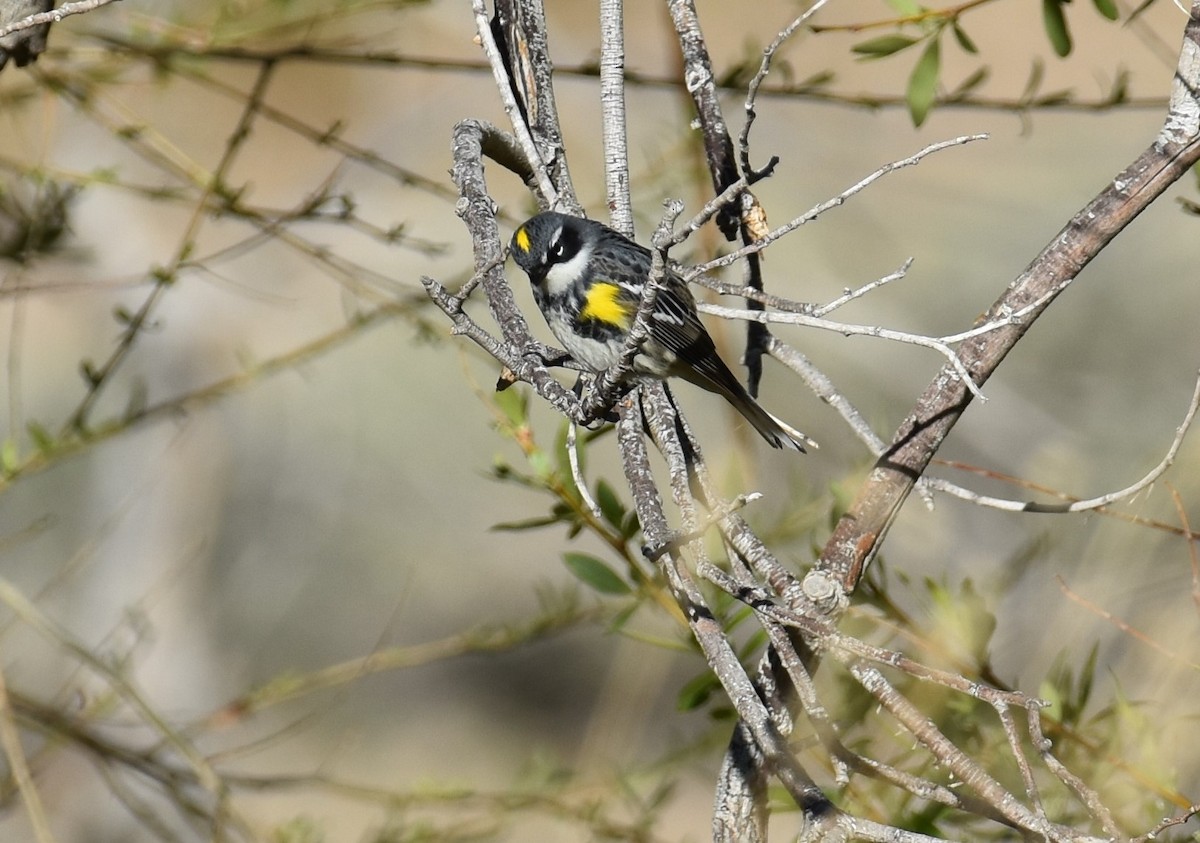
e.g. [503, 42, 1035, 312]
[1, 0, 1197, 839]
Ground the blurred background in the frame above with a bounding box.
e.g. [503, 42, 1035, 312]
[0, 0, 1198, 840]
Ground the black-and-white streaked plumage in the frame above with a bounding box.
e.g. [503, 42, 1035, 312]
[509, 212, 813, 452]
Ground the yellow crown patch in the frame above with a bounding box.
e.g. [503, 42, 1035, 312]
[513, 226, 531, 254]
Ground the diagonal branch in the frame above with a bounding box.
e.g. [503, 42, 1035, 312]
[817, 6, 1200, 594]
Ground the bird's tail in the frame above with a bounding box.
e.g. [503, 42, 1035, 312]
[725, 387, 816, 453]
[673, 350, 815, 452]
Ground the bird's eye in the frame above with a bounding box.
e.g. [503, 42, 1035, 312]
[547, 239, 566, 263]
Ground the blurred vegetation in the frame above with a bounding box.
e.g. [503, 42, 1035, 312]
[0, 0, 1197, 841]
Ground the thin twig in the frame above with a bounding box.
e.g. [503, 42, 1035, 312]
[687, 135, 989, 277]
[470, 0, 557, 206]
[1166, 483, 1200, 613]
[566, 422, 602, 519]
[928, 370, 1200, 514]
[1132, 804, 1200, 843]
[0, 668, 57, 843]
[1027, 707, 1123, 839]
[699, 300, 987, 399]
[810, 258, 914, 317]
[738, 0, 831, 176]
[0, 0, 118, 38]
[62, 61, 277, 434]
[1056, 576, 1200, 671]
[0, 579, 226, 797]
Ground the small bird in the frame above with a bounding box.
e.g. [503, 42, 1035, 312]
[509, 212, 813, 452]
[0, 0, 54, 72]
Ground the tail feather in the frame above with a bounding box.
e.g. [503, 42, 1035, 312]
[727, 390, 816, 453]
[670, 342, 814, 452]
[689, 365, 815, 452]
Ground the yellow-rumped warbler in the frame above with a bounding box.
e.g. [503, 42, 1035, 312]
[510, 212, 813, 452]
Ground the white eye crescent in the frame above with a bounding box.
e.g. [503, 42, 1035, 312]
[545, 225, 568, 263]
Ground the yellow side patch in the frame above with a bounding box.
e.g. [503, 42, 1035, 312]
[579, 282, 633, 328]
[514, 226, 531, 254]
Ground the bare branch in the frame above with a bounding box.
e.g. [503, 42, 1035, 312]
[599, 0, 632, 235]
[818, 9, 1200, 592]
[687, 134, 990, 277]
[738, 1, 830, 176]
[0, 0, 117, 39]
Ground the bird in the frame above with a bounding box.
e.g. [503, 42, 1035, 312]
[0, 1, 55, 73]
[509, 211, 813, 452]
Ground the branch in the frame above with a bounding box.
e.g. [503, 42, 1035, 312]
[686, 134, 989, 278]
[0, 0, 118, 39]
[599, 0, 632, 235]
[817, 7, 1200, 593]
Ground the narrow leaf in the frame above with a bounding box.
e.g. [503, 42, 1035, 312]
[677, 672, 720, 711]
[563, 552, 631, 595]
[493, 386, 527, 427]
[885, 0, 922, 15]
[0, 438, 17, 473]
[26, 421, 55, 455]
[491, 514, 568, 531]
[1091, 0, 1119, 21]
[951, 21, 978, 54]
[852, 34, 920, 59]
[620, 510, 641, 540]
[1020, 59, 1046, 104]
[595, 479, 625, 529]
[1042, 0, 1072, 57]
[906, 37, 941, 127]
[947, 66, 989, 101]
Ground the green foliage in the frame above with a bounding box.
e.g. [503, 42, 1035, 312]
[562, 552, 632, 595]
[906, 37, 941, 126]
[271, 817, 325, 843]
[483, 387, 659, 604]
[1040, 644, 1099, 726]
[841, 0, 1123, 126]
[1042, 0, 1073, 57]
[0, 438, 17, 476]
[677, 669, 722, 711]
[852, 34, 922, 58]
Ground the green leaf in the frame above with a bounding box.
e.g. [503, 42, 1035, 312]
[852, 34, 920, 59]
[608, 601, 640, 633]
[1091, 0, 1119, 21]
[1108, 67, 1130, 104]
[620, 510, 641, 540]
[906, 37, 941, 127]
[26, 421, 55, 455]
[491, 514, 568, 532]
[493, 386, 528, 427]
[595, 479, 626, 529]
[947, 66, 989, 100]
[1075, 643, 1099, 715]
[1042, 0, 1072, 57]
[0, 438, 17, 473]
[562, 552, 631, 595]
[1020, 59, 1046, 104]
[528, 448, 554, 482]
[885, 0, 922, 15]
[951, 21, 978, 54]
[1039, 679, 1063, 722]
[677, 671, 720, 711]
